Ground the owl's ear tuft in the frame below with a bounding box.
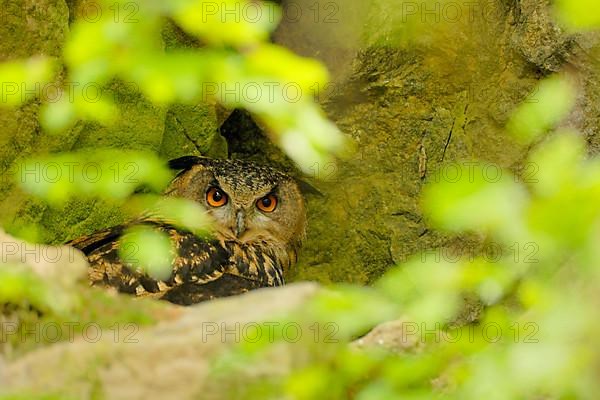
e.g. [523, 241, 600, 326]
[168, 156, 207, 171]
[294, 178, 324, 197]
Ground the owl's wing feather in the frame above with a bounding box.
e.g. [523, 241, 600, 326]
[70, 220, 284, 305]
[67, 224, 126, 255]
[160, 274, 265, 305]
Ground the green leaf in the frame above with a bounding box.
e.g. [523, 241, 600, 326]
[17, 150, 172, 204]
[0, 57, 57, 106]
[171, 0, 280, 46]
[506, 75, 575, 143]
[422, 163, 528, 241]
[555, 0, 600, 30]
[119, 225, 173, 280]
[127, 195, 212, 236]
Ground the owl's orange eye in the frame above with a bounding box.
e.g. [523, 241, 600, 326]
[206, 187, 228, 207]
[256, 194, 278, 212]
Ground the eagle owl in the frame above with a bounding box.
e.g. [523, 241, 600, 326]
[69, 156, 307, 305]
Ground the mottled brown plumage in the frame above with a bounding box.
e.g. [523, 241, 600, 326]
[69, 156, 307, 305]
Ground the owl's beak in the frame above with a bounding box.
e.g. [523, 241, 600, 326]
[235, 210, 246, 237]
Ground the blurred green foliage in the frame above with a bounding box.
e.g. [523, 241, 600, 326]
[204, 5, 600, 399]
[507, 76, 576, 143]
[555, 0, 600, 30]
[1, 1, 600, 399]
[0, 0, 346, 171]
[118, 225, 173, 280]
[208, 75, 600, 398]
[0, 57, 57, 106]
[0, 0, 346, 279]
[0, 265, 74, 315]
[17, 150, 171, 203]
[0, 264, 162, 358]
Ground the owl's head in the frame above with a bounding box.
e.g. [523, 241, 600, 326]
[165, 156, 307, 253]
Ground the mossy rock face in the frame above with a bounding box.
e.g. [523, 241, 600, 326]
[161, 103, 226, 160]
[0, 0, 68, 59]
[2, 0, 600, 284]
[0, 1, 221, 243]
[270, 0, 600, 284]
[3, 1, 600, 396]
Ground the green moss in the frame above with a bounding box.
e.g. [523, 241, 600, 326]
[0, 0, 69, 59]
[0, 12, 221, 244]
[69, 82, 167, 152]
[161, 103, 221, 159]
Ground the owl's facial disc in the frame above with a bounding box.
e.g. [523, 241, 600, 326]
[203, 182, 279, 241]
[166, 159, 306, 251]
